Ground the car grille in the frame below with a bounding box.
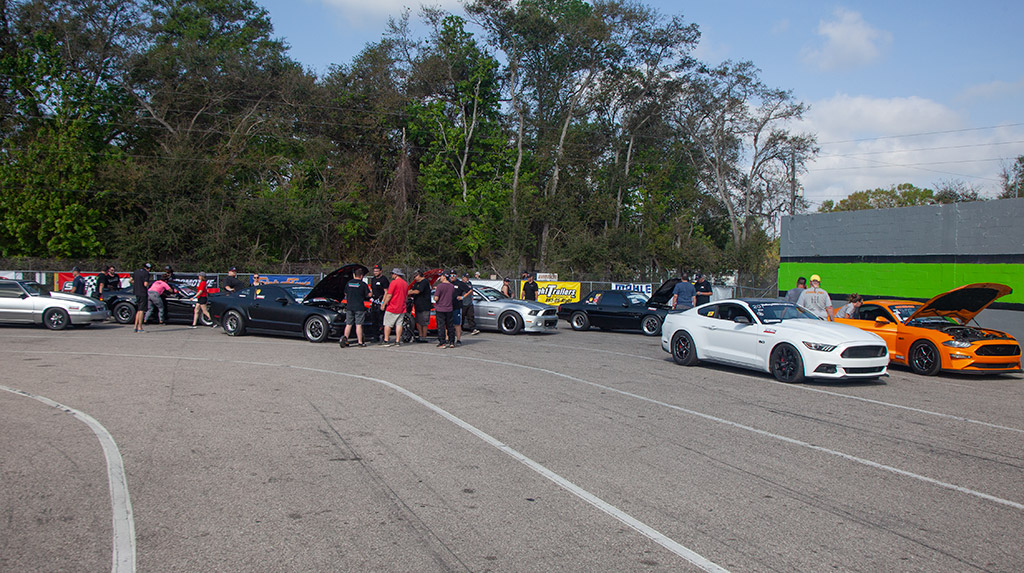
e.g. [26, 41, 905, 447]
[843, 366, 886, 374]
[969, 362, 1021, 370]
[541, 308, 557, 316]
[841, 345, 887, 358]
[976, 344, 1021, 356]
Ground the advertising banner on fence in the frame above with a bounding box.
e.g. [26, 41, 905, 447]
[611, 282, 652, 296]
[255, 274, 318, 286]
[536, 281, 582, 305]
[57, 272, 132, 295]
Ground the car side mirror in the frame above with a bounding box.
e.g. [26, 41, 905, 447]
[275, 297, 289, 305]
[20, 293, 28, 299]
[733, 315, 751, 324]
[874, 317, 890, 325]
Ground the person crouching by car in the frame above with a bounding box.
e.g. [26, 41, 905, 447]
[341, 267, 370, 347]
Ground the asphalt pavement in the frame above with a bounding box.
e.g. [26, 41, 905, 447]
[2, 321, 1022, 572]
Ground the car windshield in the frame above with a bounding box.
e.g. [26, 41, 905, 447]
[889, 304, 921, 322]
[626, 292, 648, 305]
[748, 301, 819, 323]
[283, 285, 312, 303]
[22, 282, 50, 296]
[476, 286, 507, 300]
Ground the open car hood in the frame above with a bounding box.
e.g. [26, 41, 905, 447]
[423, 268, 444, 286]
[906, 283, 1012, 324]
[647, 278, 680, 307]
[304, 263, 368, 303]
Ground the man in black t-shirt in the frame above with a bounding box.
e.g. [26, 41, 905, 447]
[451, 272, 472, 344]
[222, 267, 245, 293]
[694, 273, 713, 306]
[367, 264, 390, 342]
[408, 270, 432, 342]
[522, 274, 539, 301]
[131, 263, 152, 332]
[341, 267, 370, 347]
[459, 272, 479, 335]
[95, 265, 120, 300]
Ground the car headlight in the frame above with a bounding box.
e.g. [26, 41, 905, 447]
[942, 340, 972, 348]
[528, 309, 540, 316]
[802, 341, 837, 352]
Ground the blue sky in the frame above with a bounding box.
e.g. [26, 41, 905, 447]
[255, 0, 1024, 206]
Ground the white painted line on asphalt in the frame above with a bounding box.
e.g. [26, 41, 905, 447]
[532, 341, 1024, 434]
[0, 385, 136, 573]
[1, 350, 727, 572]
[411, 352, 1024, 512]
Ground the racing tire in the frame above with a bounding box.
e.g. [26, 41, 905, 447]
[671, 331, 698, 366]
[570, 311, 590, 331]
[43, 308, 70, 330]
[304, 315, 329, 343]
[499, 311, 523, 335]
[770, 343, 805, 384]
[113, 301, 135, 324]
[908, 340, 941, 376]
[641, 315, 662, 336]
[198, 312, 214, 327]
[223, 310, 246, 336]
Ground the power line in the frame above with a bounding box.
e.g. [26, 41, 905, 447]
[816, 123, 1024, 146]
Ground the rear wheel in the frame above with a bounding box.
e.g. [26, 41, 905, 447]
[304, 315, 329, 343]
[499, 312, 523, 335]
[113, 302, 135, 324]
[223, 310, 246, 336]
[909, 340, 941, 376]
[198, 311, 214, 327]
[43, 308, 69, 330]
[770, 343, 805, 383]
[671, 331, 698, 366]
[570, 311, 590, 331]
[641, 315, 662, 336]
[400, 313, 414, 343]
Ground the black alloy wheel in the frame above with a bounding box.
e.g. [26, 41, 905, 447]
[641, 315, 661, 336]
[770, 343, 805, 383]
[909, 340, 941, 376]
[671, 331, 698, 366]
[43, 308, 70, 330]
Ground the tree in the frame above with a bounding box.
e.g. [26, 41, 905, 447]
[933, 179, 982, 204]
[818, 183, 935, 212]
[998, 155, 1023, 199]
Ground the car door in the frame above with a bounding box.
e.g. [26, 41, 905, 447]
[247, 285, 301, 333]
[592, 291, 628, 329]
[0, 282, 30, 322]
[702, 303, 763, 367]
[473, 290, 499, 330]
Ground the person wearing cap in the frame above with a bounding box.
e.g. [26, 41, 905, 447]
[785, 276, 807, 304]
[500, 277, 513, 298]
[521, 273, 538, 301]
[96, 265, 120, 300]
[131, 263, 152, 332]
[367, 264, 390, 342]
[694, 273, 712, 306]
[433, 272, 456, 348]
[670, 270, 696, 310]
[222, 267, 245, 293]
[459, 272, 479, 336]
[70, 267, 86, 295]
[796, 274, 834, 320]
[379, 268, 408, 346]
[408, 270, 432, 342]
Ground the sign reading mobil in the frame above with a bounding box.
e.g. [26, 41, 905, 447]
[611, 282, 653, 296]
[536, 281, 581, 305]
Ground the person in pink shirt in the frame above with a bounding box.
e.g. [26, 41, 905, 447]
[379, 268, 408, 347]
[144, 277, 177, 324]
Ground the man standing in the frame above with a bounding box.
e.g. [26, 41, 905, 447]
[96, 265, 120, 300]
[522, 273, 539, 301]
[380, 268, 408, 347]
[222, 267, 245, 293]
[341, 267, 370, 347]
[694, 273, 713, 306]
[70, 267, 86, 295]
[451, 271, 471, 344]
[408, 270, 432, 342]
[797, 274, 834, 320]
[367, 264, 390, 343]
[670, 272, 696, 311]
[433, 273, 456, 348]
[132, 263, 152, 332]
[459, 272, 479, 335]
[785, 277, 806, 304]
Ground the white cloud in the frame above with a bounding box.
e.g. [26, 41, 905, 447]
[790, 94, 1022, 205]
[803, 8, 891, 72]
[323, 0, 462, 23]
[956, 77, 1024, 103]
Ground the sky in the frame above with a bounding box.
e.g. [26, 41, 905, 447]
[254, 0, 1024, 207]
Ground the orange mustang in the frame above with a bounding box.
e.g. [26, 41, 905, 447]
[834, 283, 1021, 376]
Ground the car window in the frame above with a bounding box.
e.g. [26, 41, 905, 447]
[698, 305, 718, 318]
[21, 282, 49, 296]
[585, 292, 602, 304]
[0, 283, 24, 298]
[747, 301, 819, 322]
[475, 286, 504, 300]
[858, 304, 895, 322]
[889, 304, 921, 323]
[717, 303, 754, 322]
[601, 292, 626, 306]
[626, 292, 648, 305]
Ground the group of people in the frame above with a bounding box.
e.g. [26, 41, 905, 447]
[784, 274, 862, 320]
[125, 263, 218, 332]
[341, 266, 481, 349]
[670, 272, 714, 310]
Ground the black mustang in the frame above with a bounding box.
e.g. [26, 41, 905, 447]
[556, 279, 679, 336]
[209, 263, 373, 343]
[101, 281, 214, 326]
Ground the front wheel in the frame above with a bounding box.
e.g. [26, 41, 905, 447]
[223, 310, 246, 336]
[570, 311, 590, 331]
[671, 331, 698, 366]
[43, 308, 69, 330]
[499, 312, 523, 335]
[113, 301, 135, 324]
[198, 311, 214, 327]
[641, 315, 662, 336]
[304, 315, 329, 343]
[770, 343, 805, 383]
[909, 340, 941, 376]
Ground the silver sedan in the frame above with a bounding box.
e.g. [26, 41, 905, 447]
[0, 279, 109, 330]
[471, 285, 559, 334]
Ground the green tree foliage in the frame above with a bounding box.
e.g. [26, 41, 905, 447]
[817, 182, 986, 213]
[999, 156, 1023, 199]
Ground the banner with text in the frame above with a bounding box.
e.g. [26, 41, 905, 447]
[536, 281, 582, 305]
[611, 282, 652, 296]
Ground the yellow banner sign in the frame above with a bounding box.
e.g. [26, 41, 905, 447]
[535, 281, 582, 305]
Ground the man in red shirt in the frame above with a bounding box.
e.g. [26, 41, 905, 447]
[379, 268, 408, 347]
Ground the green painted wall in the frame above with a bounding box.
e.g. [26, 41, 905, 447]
[779, 262, 1024, 304]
